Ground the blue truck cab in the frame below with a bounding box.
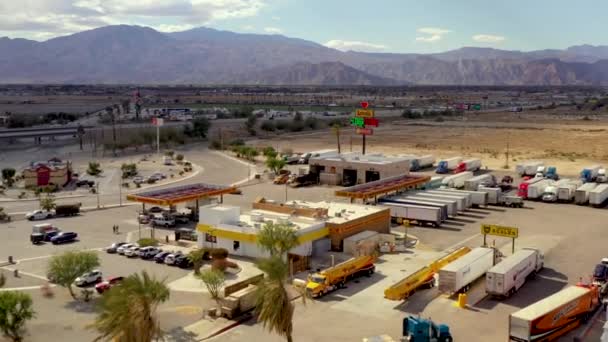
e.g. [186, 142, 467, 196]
[436, 161, 449, 174]
[403, 316, 452, 342]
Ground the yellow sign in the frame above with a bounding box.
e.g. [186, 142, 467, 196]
[481, 224, 518, 238]
[356, 109, 375, 118]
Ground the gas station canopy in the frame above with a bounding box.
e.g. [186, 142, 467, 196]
[126, 183, 237, 206]
[335, 174, 430, 200]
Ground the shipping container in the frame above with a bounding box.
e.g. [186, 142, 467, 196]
[478, 186, 501, 205]
[454, 158, 482, 174]
[441, 171, 474, 189]
[527, 179, 554, 200]
[486, 248, 543, 297]
[379, 203, 442, 227]
[379, 197, 449, 221]
[464, 174, 497, 191]
[413, 192, 466, 212]
[557, 180, 581, 202]
[400, 196, 458, 217]
[438, 247, 496, 294]
[516, 161, 544, 177]
[436, 189, 488, 207]
[436, 157, 463, 174]
[589, 183, 608, 206]
[424, 189, 471, 209]
[575, 182, 598, 205]
[509, 285, 599, 342]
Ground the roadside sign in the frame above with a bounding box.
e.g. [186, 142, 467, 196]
[350, 117, 365, 128]
[472, 104, 482, 111]
[356, 128, 373, 135]
[356, 109, 375, 118]
[364, 117, 379, 127]
[361, 101, 369, 109]
[481, 224, 518, 238]
[152, 117, 164, 126]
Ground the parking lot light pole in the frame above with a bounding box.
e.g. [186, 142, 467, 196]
[138, 221, 141, 240]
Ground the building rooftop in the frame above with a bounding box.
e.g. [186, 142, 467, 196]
[285, 200, 386, 224]
[310, 152, 411, 166]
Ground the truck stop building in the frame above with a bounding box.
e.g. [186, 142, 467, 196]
[309, 152, 411, 186]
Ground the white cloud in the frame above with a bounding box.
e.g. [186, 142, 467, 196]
[157, 23, 196, 32]
[472, 34, 506, 43]
[0, 0, 266, 40]
[415, 27, 450, 43]
[324, 39, 387, 52]
[242, 25, 255, 31]
[264, 27, 283, 34]
[271, 16, 280, 21]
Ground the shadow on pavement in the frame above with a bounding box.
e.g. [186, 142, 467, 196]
[164, 327, 200, 342]
[448, 217, 477, 224]
[480, 207, 507, 212]
[392, 287, 439, 314]
[317, 272, 387, 303]
[64, 298, 100, 313]
[418, 225, 462, 232]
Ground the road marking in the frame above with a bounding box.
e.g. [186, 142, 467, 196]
[0, 267, 51, 281]
[0, 285, 56, 292]
[443, 233, 481, 252]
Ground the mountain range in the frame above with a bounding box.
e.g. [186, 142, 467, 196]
[1, 25, 608, 86]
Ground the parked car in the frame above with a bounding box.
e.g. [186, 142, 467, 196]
[25, 210, 54, 221]
[117, 243, 135, 255]
[150, 172, 166, 181]
[51, 232, 78, 244]
[148, 206, 163, 213]
[164, 251, 183, 265]
[76, 179, 95, 187]
[175, 254, 193, 269]
[105, 242, 127, 254]
[154, 251, 171, 263]
[139, 247, 162, 259]
[95, 276, 124, 294]
[152, 216, 175, 228]
[75, 270, 102, 287]
[124, 246, 141, 257]
[173, 214, 189, 224]
[30, 233, 44, 245]
[44, 230, 62, 242]
[133, 176, 144, 185]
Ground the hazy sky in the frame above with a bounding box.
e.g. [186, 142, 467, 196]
[0, 0, 605, 53]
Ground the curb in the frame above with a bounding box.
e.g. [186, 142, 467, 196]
[125, 163, 203, 194]
[200, 313, 254, 341]
[0, 194, 86, 203]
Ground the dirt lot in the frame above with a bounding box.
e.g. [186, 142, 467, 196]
[252, 109, 608, 177]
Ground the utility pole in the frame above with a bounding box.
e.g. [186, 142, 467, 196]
[119, 179, 122, 207]
[362, 134, 366, 155]
[156, 123, 160, 155]
[96, 183, 100, 209]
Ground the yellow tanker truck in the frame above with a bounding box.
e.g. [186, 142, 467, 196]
[306, 255, 376, 298]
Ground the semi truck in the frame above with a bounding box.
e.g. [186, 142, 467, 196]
[403, 316, 453, 342]
[380, 198, 449, 221]
[597, 169, 608, 183]
[54, 203, 81, 217]
[575, 182, 598, 205]
[589, 183, 608, 207]
[410, 155, 435, 171]
[436, 189, 488, 208]
[508, 284, 600, 342]
[581, 165, 602, 183]
[220, 284, 258, 319]
[485, 248, 544, 298]
[516, 161, 544, 177]
[436, 157, 462, 174]
[438, 247, 498, 294]
[401, 196, 458, 217]
[441, 171, 473, 189]
[518, 177, 545, 198]
[380, 203, 443, 227]
[422, 176, 444, 190]
[478, 186, 501, 204]
[527, 180, 554, 200]
[464, 174, 497, 191]
[306, 255, 376, 298]
[454, 158, 482, 174]
[535, 166, 558, 180]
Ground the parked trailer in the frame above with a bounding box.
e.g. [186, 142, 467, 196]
[436, 189, 488, 207]
[379, 203, 442, 227]
[557, 180, 582, 202]
[379, 198, 449, 221]
[438, 247, 497, 294]
[478, 186, 501, 205]
[516, 161, 544, 177]
[517, 177, 545, 198]
[465, 174, 497, 191]
[422, 176, 443, 190]
[399, 196, 458, 217]
[436, 157, 462, 174]
[508, 285, 600, 342]
[580, 165, 602, 183]
[424, 189, 471, 209]
[589, 183, 608, 207]
[413, 192, 466, 212]
[441, 171, 474, 189]
[575, 182, 598, 205]
[410, 155, 435, 171]
[454, 158, 482, 174]
[486, 248, 544, 298]
[526, 179, 554, 200]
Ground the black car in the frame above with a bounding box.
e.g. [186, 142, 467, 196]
[106, 242, 127, 254]
[148, 206, 163, 213]
[44, 230, 61, 242]
[76, 180, 95, 187]
[175, 255, 193, 269]
[30, 233, 44, 245]
[154, 251, 171, 263]
[51, 232, 78, 244]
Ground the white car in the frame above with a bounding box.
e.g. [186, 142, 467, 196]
[25, 210, 54, 221]
[75, 270, 103, 287]
[150, 172, 166, 181]
[116, 243, 135, 255]
[133, 176, 144, 184]
[164, 251, 183, 265]
[152, 216, 175, 227]
[139, 247, 162, 259]
[124, 246, 141, 257]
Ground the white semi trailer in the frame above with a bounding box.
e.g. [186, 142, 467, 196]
[438, 247, 497, 294]
[574, 182, 598, 205]
[485, 248, 544, 297]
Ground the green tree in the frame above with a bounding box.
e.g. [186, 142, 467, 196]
[257, 222, 298, 258]
[47, 251, 100, 299]
[39, 195, 56, 212]
[0, 273, 5, 288]
[1, 168, 16, 187]
[198, 269, 225, 302]
[188, 117, 211, 139]
[187, 248, 209, 275]
[245, 114, 258, 136]
[90, 271, 170, 342]
[261, 121, 276, 132]
[293, 112, 303, 122]
[266, 157, 286, 174]
[262, 146, 278, 158]
[0, 291, 36, 342]
[87, 161, 102, 176]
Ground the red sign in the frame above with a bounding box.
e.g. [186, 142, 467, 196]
[361, 101, 369, 109]
[356, 128, 373, 135]
[364, 118, 379, 127]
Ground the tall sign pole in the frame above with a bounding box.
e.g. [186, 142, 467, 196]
[152, 117, 163, 155]
[350, 101, 378, 156]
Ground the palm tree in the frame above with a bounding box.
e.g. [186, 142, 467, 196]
[332, 123, 341, 153]
[90, 271, 170, 342]
[257, 222, 299, 258]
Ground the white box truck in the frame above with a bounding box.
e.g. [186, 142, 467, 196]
[437, 189, 488, 207]
[464, 174, 496, 191]
[589, 183, 608, 207]
[485, 248, 544, 297]
[516, 161, 544, 177]
[438, 247, 497, 294]
[575, 182, 598, 205]
[527, 179, 554, 200]
[414, 192, 466, 212]
[441, 171, 473, 189]
[478, 186, 501, 205]
[381, 203, 442, 227]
